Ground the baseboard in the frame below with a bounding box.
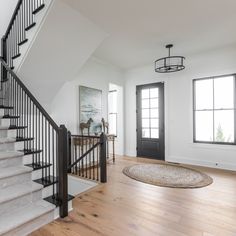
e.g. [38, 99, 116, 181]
[167, 155, 236, 171]
[125, 151, 136, 157]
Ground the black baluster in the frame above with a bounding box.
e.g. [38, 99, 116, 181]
[41, 114, 44, 181]
[93, 138, 95, 180]
[48, 123, 51, 179]
[52, 128, 55, 198]
[45, 118, 47, 179]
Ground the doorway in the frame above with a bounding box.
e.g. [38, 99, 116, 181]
[136, 82, 165, 160]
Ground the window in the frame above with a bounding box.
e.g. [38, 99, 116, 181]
[193, 74, 236, 144]
[108, 90, 117, 136]
[141, 88, 159, 139]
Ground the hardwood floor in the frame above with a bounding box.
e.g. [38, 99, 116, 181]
[31, 156, 236, 236]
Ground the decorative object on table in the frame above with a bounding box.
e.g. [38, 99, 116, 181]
[155, 44, 185, 73]
[101, 118, 109, 134]
[79, 86, 102, 135]
[79, 118, 93, 136]
[123, 163, 213, 188]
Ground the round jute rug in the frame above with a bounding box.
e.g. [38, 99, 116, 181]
[123, 163, 213, 188]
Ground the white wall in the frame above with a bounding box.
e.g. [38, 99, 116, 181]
[51, 57, 125, 155]
[125, 44, 236, 170]
[17, 0, 107, 111]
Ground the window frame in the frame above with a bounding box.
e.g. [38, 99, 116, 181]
[193, 73, 236, 145]
[108, 89, 118, 137]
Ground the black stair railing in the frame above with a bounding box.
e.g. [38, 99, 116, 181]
[0, 58, 70, 217]
[68, 133, 107, 183]
[2, 0, 45, 70]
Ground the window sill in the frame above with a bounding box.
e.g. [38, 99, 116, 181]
[189, 142, 236, 150]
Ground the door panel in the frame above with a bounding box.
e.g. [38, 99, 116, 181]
[136, 82, 165, 160]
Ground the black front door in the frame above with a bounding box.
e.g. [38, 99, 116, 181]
[136, 82, 165, 160]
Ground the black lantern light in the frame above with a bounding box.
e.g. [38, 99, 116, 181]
[155, 44, 185, 73]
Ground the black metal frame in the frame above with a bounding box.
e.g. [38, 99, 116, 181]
[193, 73, 236, 145]
[155, 56, 185, 73]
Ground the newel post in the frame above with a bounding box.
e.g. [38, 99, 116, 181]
[58, 125, 69, 218]
[67, 131, 72, 174]
[100, 133, 107, 183]
[1, 37, 7, 80]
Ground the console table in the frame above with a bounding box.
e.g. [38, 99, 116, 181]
[106, 134, 116, 163]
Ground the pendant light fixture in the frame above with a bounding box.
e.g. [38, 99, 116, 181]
[155, 44, 185, 73]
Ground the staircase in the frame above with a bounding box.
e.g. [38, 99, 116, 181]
[0, 90, 55, 235]
[0, 0, 71, 235]
[0, 0, 108, 234]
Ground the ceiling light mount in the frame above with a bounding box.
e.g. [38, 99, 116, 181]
[155, 44, 185, 73]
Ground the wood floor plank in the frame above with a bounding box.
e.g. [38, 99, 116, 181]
[31, 156, 236, 236]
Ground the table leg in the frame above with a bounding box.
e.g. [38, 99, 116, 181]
[113, 139, 115, 163]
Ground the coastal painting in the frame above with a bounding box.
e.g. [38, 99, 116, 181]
[79, 86, 102, 135]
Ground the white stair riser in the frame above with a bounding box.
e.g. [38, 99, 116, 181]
[0, 143, 15, 151]
[14, 141, 24, 150]
[0, 119, 10, 127]
[42, 185, 57, 199]
[0, 110, 4, 117]
[23, 154, 33, 165]
[0, 129, 17, 138]
[0, 142, 25, 151]
[0, 189, 42, 215]
[2, 210, 54, 236]
[0, 172, 31, 188]
[0, 156, 23, 168]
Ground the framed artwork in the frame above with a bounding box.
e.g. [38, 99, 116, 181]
[79, 86, 102, 135]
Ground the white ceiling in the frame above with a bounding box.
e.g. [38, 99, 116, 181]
[55, 0, 236, 69]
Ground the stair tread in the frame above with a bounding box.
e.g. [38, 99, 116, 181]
[18, 38, 28, 46]
[16, 137, 34, 142]
[0, 125, 26, 130]
[1, 115, 20, 119]
[25, 22, 36, 31]
[33, 4, 45, 14]
[0, 151, 23, 160]
[22, 149, 42, 155]
[34, 176, 58, 187]
[25, 162, 52, 170]
[0, 165, 32, 179]
[0, 200, 55, 235]
[0, 126, 12, 130]
[0, 106, 13, 109]
[0, 181, 43, 204]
